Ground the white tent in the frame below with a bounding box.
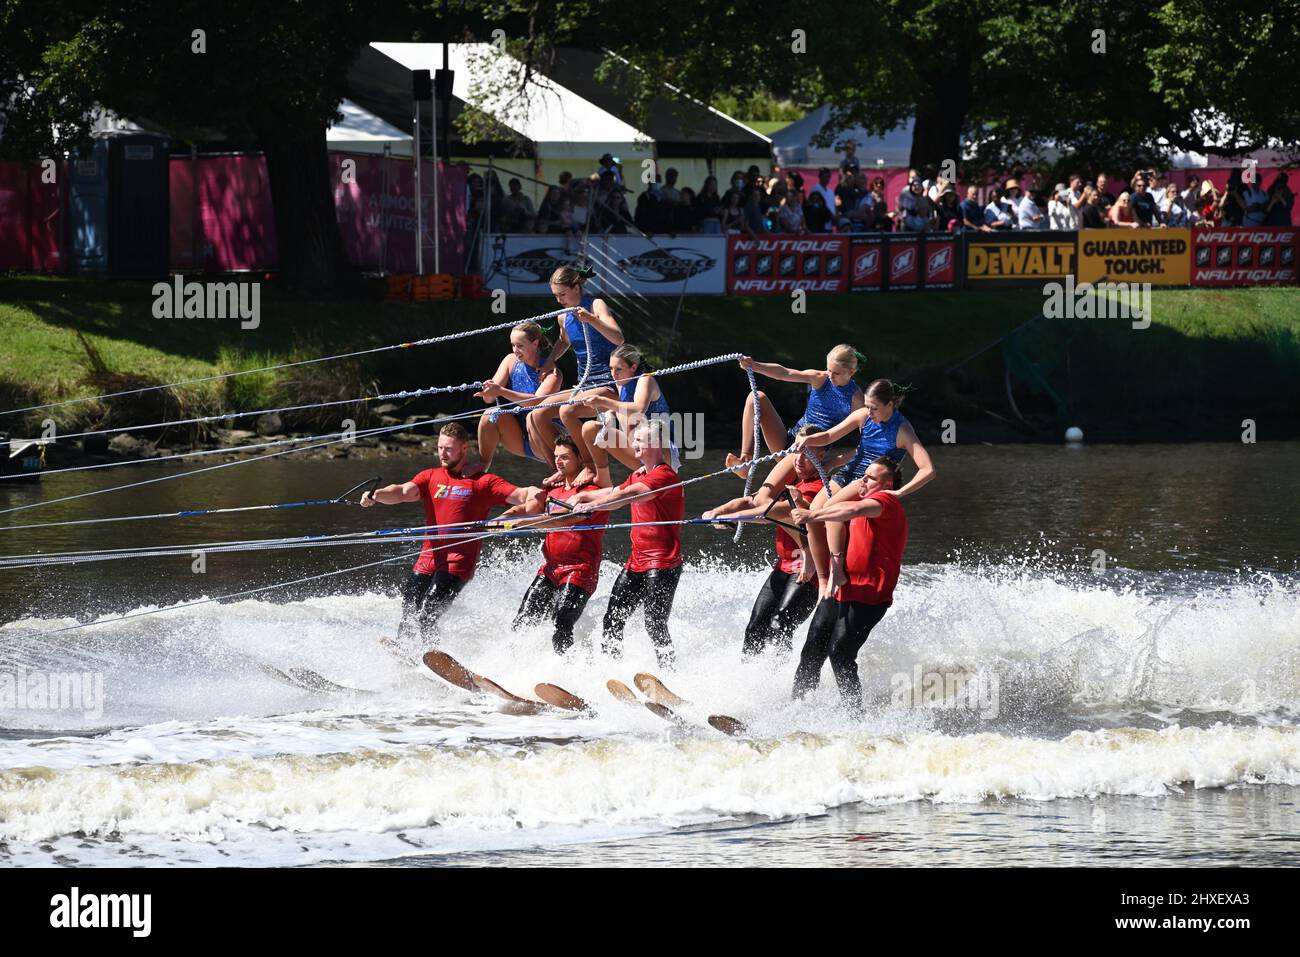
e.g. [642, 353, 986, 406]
[326, 98, 412, 155]
[369, 42, 653, 164]
[771, 106, 913, 169]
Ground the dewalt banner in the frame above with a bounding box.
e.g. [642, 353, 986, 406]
[965, 232, 1076, 286]
[1077, 229, 1190, 285]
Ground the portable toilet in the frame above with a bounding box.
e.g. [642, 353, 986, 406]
[67, 139, 111, 274]
[108, 133, 170, 279]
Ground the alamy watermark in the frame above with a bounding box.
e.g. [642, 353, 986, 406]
[594, 411, 706, 460]
[1042, 276, 1151, 329]
[0, 669, 104, 720]
[152, 274, 260, 329]
[890, 664, 999, 719]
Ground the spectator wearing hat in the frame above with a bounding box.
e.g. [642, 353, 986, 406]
[597, 153, 622, 186]
[934, 183, 960, 231]
[1194, 179, 1219, 226]
[1048, 183, 1074, 230]
[1002, 178, 1023, 226]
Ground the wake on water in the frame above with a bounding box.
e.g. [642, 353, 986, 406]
[1, 547, 1298, 864]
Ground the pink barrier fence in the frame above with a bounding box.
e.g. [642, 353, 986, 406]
[331, 153, 467, 275]
[0, 161, 64, 272]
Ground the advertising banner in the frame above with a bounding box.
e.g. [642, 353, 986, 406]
[922, 235, 958, 289]
[726, 235, 849, 294]
[965, 231, 1076, 286]
[850, 235, 885, 291]
[1191, 228, 1298, 286]
[1077, 230, 1191, 285]
[484, 234, 726, 295]
[850, 233, 957, 291]
[887, 235, 920, 290]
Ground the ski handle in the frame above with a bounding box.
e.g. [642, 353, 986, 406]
[762, 487, 808, 536]
[335, 476, 383, 505]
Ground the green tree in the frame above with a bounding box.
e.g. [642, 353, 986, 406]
[1, 0, 381, 294]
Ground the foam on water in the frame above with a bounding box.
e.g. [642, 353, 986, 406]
[1, 550, 1297, 863]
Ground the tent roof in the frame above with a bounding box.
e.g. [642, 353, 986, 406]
[364, 42, 651, 161]
[326, 98, 413, 154]
[771, 106, 912, 169]
[541, 47, 770, 158]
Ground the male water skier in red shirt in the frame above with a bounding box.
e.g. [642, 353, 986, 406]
[361, 422, 543, 645]
[790, 456, 908, 710]
[568, 418, 684, 668]
[703, 427, 828, 655]
[503, 435, 611, 654]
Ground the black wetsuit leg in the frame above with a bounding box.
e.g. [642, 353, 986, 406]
[827, 600, 890, 710]
[641, 566, 682, 668]
[513, 573, 557, 629]
[792, 598, 840, 698]
[744, 569, 791, 655]
[771, 575, 819, 653]
[602, 568, 647, 658]
[602, 566, 681, 667]
[400, 569, 466, 643]
[549, 583, 592, 654]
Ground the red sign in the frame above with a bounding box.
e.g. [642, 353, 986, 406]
[850, 236, 885, 291]
[726, 236, 849, 294]
[1192, 228, 1297, 286]
[889, 236, 920, 290]
[924, 238, 957, 288]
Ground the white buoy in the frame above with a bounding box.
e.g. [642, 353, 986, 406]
[1065, 426, 1084, 443]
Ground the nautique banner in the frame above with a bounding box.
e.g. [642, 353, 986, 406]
[726, 236, 849, 294]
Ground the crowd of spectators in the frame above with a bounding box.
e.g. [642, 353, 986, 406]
[467, 149, 1295, 238]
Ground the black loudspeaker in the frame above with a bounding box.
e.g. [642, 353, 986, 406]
[434, 69, 454, 99]
[413, 69, 433, 101]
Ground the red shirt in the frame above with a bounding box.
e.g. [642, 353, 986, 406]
[836, 491, 908, 605]
[774, 478, 825, 574]
[410, 467, 518, 580]
[621, 463, 684, 571]
[539, 483, 608, 593]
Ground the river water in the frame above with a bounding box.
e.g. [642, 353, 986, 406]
[0, 441, 1297, 866]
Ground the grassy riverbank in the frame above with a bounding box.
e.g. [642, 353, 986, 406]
[2, 275, 1298, 444]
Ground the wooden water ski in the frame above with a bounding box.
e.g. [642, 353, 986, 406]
[707, 714, 748, 736]
[288, 667, 371, 695]
[606, 678, 640, 705]
[644, 701, 686, 725]
[634, 672, 689, 707]
[534, 682, 592, 712]
[258, 662, 307, 690]
[422, 650, 479, 692]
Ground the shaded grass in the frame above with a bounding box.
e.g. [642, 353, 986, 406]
[2, 275, 1298, 441]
